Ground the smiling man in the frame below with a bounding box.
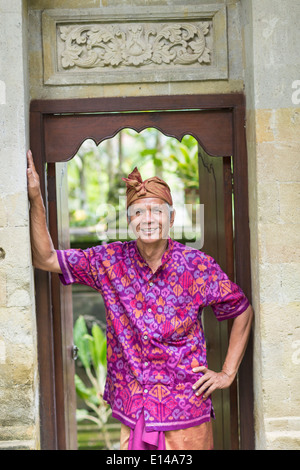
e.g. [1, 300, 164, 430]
[27, 150, 253, 450]
[125, 167, 175, 275]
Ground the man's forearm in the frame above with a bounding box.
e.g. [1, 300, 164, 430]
[221, 305, 253, 380]
[29, 194, 60, 272]
[27, 149, 61, 273]
[190, 306, 253, 398]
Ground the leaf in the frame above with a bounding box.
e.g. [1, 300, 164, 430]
[92, 324, 107, 368]
[75, 375, 101, 407]
[198, 47, 210, 64]
[74, 374, 92, 400]
[61, 45, 82, 68]
[140, 149, 156, 156]
[73, 316, 91, 370]
[60, 26, 71, 41]
[178, 144, 191, 162]
[76, 409, 91, 422]
[84, 333, 96, 365]
[153, 157, 163, 168]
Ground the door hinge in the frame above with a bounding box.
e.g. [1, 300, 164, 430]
[72, 345, 79, 360]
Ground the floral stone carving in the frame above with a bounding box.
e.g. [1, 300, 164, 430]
[59, 22, 211, 70]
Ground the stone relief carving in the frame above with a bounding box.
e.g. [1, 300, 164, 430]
[59, 22, 211, 70]
[42, 6, 228, 84]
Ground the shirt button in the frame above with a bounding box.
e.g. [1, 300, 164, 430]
[147, 308, 152, 313]
[144, 362, 149, 367]
[144, 389, 148, 394]
[149, 282, 153, 287]
[143, 335, 148, 340]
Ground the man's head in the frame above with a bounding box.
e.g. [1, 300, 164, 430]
[123, 168, 175, 243]
[127, 197, 175, 242]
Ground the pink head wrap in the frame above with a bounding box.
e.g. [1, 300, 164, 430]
[122, 167, 173, 208]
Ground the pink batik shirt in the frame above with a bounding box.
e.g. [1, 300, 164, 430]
[56, 238, 249, 432]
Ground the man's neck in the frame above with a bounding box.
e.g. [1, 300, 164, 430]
[136, 238, 169, 271]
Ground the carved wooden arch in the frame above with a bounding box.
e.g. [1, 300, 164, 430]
[30, 94, 253, 450]
[43, 108, 233, 163]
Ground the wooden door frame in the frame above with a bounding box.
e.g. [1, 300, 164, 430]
[30, 94, 254, 450]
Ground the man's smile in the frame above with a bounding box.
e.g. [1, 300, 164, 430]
[140, 227, 159, 234]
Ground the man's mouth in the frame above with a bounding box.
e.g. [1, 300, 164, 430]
[140, 227, 159, 235]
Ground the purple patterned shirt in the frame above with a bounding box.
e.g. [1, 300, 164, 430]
[56, 238, 249, 431]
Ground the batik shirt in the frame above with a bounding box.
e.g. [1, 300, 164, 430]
[56, 238, 249, 432]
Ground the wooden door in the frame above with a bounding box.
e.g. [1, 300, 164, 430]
[30, 94, 253, 450]
[198, 148, 237, 449]
[54, 162, 78, 449]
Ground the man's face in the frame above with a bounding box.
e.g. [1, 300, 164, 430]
[128, 197, 175, 243]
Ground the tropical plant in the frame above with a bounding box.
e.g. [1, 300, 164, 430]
[167, 134, 199, 189]
[73, 315, 112, 449]
[165, 135, 200, 224]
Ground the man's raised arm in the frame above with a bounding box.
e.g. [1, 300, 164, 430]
[27, 150, 61, 273]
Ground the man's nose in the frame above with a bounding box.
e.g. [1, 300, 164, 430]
[142, 209, 154, 223]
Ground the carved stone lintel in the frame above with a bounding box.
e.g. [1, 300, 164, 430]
[59, 22, 211, 70]
[42, 6, 228, 85]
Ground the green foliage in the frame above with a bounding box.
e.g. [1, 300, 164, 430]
[73, 315, 90, 370]
[73, 316, 112, 449]
[167, 135, 199, 189]
[67, 129, 200, 240]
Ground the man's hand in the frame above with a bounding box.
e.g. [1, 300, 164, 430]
[192, 366, 233, 400]
[192, 306, 253, 400]
[27, 149, 42, 202]
[26, 149, 62, 273]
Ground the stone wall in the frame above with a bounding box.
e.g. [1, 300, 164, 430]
[0, 0, 40, 450]
[241, 0, 300, 449]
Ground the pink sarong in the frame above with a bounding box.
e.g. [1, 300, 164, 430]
[120, 414, 214, 450]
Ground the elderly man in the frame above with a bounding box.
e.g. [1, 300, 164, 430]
[27, 150, 253, 451]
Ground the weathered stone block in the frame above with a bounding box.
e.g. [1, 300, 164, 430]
[281, 264, 300, 303]
[256, 141, 300, 184]
[0, 227, 31, 269]
[279, 183, 300, 224]
[0, 147, 28, 196]
[255, 109, 276, 143]
[258, 223, 300, 264]
[275, 108, 300, 144]
[0, 193, 29, 230]
[259, 263, 282, 303]
[0, 439, 37, 450]
[0, 198, 7, 228]
[0, 272, 6, 307]
[257, 182, 280, 224]
[265, 417, 300, 450]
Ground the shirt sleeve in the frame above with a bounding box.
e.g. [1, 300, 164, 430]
[56, 242, 122, 291]
[205, 257, 250, 321]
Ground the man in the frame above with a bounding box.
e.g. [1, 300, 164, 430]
[27, 150, 253, 450]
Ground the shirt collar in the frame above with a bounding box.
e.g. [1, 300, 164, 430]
[132, 237, 173, 269]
